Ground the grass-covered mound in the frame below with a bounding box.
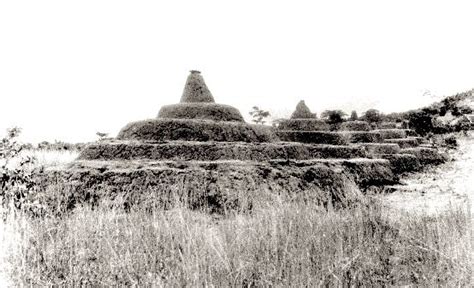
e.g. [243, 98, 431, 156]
[340, 131, 383, 143]
[384, 138, 420, 148]
[277, 119, 330, 131]
[339, 121, 371, 131]
[79, 140, 367, 161]
[117, 119, 277, 143]
[356, 143, 401, 155]
[376, 153, 421, 173]
[276, 131, 348, 145]
[373, 129, 407, 139]
[158, 103, 244, 122]
[180, 70, 215, 103]
[38, 160, 366, 214]
[290, 100, 316, 119]
[401, 147, 448, 165]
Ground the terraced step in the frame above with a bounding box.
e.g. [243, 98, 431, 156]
[355, 143, 401, 155]
[117, 119, 277, 143]
[339, 131, 383, 143]
[276, 131, 348, 145]
[400, 147, 448, 165]
[40, 158, 396, 213]
[384, 138, 420, 148]
[376, 153, 421, 173]
[277, 119, 330, 131]
[372, 129, 407, 139]
[80, 140, 367, 161]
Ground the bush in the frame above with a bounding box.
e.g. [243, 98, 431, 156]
[407, 109, 435, 136]
[321, 110, 347, 130]
[363, 109, 382, 123]
[443, 135, 458, 148]
[0, 128, 38, 212]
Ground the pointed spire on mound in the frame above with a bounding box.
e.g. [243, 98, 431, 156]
[180, 70, 215, 103]
[291, 100, 316, 119]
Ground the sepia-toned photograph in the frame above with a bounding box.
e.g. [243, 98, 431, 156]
[1, 1, 473, 286]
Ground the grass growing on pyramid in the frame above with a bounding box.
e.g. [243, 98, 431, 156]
[39, 72, 447, 214]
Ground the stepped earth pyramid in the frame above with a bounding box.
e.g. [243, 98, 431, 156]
[41, 72, 444, 213]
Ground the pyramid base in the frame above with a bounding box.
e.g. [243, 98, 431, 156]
[38, 158, 396, 214]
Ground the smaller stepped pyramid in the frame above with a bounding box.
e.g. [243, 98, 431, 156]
[277, 101, 347, 145]
[279, 100, 330, 131]
[275, 100, 447, 173]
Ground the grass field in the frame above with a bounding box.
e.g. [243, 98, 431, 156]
[1, 199, 471, 286]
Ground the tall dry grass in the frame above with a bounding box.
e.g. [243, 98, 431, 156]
[1, 199, 471, 286]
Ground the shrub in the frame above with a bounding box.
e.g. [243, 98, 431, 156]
[407, 109, 436, 136]
[459, 105, 473, 115]
[363, 109, 382, 123]
[321, 110, 347, 130]
[0, 127, 38, 212]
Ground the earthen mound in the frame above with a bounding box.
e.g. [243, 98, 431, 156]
[290, 100, 316, 119]
[278, 100, 329, 132]
[117, 119, 276, 143]
[158, 103, 244, 122]
[180, 70, 215, 103]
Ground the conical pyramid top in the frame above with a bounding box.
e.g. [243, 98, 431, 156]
[290, 100, 316, 119]
[180, 70, 215, 103]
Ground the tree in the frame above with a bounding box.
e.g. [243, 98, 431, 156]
[320, 110, 347, 125]
[350, 110, 358, 121]
[363, 109, 382, 123]
[249, 106, 271, 125]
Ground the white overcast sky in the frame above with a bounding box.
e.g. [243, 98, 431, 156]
[1, 1, 473, 143]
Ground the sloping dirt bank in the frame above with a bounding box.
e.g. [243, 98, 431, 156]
[382, 132, 473, 215]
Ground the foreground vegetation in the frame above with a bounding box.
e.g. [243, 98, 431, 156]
[1, 198, 471, 286]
